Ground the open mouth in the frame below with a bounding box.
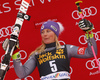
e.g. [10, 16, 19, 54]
[44, 38, 49, 40]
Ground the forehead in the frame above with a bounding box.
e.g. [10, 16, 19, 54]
[41, 29, 52, 31]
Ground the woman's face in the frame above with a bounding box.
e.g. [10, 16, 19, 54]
[41, 29, 56, 44]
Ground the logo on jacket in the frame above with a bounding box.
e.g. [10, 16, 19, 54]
[56, 49, 64, 55]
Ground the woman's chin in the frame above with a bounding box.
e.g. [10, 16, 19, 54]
[44, 40, 51, 44]
[44, 42, 50, 44]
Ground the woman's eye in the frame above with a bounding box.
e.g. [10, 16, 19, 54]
[47, 30, 51, 32]
[41, 31, 44, 34]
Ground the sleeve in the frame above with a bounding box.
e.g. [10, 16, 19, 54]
[13, 53, 37, 79]
[66, 37, 97, 59]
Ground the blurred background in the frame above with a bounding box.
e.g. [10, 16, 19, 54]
[0, 0, 100, 80]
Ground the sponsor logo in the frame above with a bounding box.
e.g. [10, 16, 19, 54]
[0, 0, 52, 14]
[0, 25, 13, 39]
[24, 14, 29, 20]
[78, 31, 100, 44]
[15, 76, 34, 80]
[1, 50, 27, 69]
[41, 71, 71, 80]
[41, 25, 44, 29]
[38, 50, 66, 65]
[72, 6, 97, 20]
[35, 18, 57, 28]
[51, 25, 57, 31]
[77, 47, 86, 55]
[56, 49, 64, 55]
[86, 58, 100, 70]
[85, 58, 100, 76]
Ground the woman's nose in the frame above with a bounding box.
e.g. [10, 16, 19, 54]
[43, 32, 47, 36]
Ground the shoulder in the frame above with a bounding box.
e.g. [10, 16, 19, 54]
[61, 44, 78, 50]
[29, 52, 39, 59]
[61, 45, 66, 48]
[61, 44, 69, 48]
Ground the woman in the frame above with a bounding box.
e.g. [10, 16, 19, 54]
[3, 19, 97, 80]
